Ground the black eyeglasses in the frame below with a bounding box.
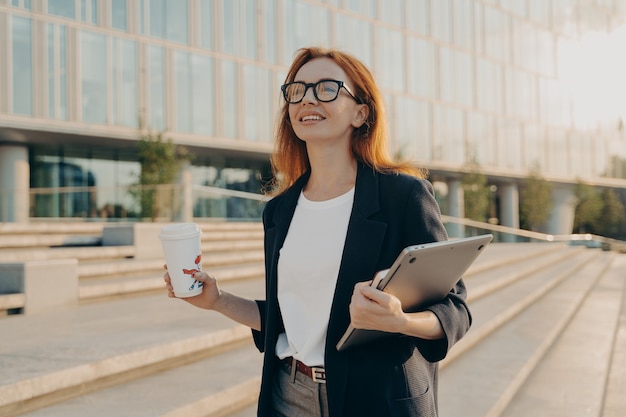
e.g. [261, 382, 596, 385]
[281, 79, 362, 104]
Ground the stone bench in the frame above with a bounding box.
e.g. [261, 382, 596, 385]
[0, 259, 78, 315]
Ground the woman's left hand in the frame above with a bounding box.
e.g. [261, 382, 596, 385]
[349, 281, 407, 333]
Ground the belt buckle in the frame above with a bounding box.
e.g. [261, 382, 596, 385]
[311, 367, 326, 383]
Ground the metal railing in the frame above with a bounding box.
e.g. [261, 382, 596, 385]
[442, 215, 626, 252]
[14, 185, 626, 252]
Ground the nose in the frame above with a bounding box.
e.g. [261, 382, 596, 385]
[301, 85, 317, 104]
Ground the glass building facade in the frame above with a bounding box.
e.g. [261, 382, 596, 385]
[0, 0, 625, 230]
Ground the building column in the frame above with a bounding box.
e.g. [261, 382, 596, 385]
[546, 184, 576, 235]
[499, 183, 519, 242]
[0, 144, 30, 223]
[175, 161, 193, 223]
[447, 179, 465, 238]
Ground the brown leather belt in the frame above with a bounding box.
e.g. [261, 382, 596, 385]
[281, 357, 326, 383]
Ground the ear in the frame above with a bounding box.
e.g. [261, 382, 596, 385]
[352, 104, 370, 128]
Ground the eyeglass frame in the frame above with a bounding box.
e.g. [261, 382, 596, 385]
[281, 79, 362, 105]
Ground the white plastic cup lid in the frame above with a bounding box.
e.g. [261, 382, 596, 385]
[159, 223, 201, 240]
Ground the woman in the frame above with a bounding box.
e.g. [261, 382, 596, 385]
[165, 47, 471, 417]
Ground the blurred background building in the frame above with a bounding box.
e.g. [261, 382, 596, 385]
[1, 0, 625, 235]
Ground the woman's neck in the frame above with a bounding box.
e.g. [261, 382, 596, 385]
[304, 154, 357, 201]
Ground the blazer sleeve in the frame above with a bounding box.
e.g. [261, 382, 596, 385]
[404, 178, 472, 363]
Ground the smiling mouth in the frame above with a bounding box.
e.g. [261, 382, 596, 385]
[301, 115, 324, 122]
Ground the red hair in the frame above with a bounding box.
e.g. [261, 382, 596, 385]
[267, 47, 426, 195]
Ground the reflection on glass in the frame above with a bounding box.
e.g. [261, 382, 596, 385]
[46, 23, 68, 120]
[48, 0, 75, 19]
[379, 0, 403, 27]
[221, 60, 237, 138]
[191, 54, 215, 135]
[148, 45, 166, 131]
[150, 0, 188, 44]
[12, 16, 33, 115]
[111, 0, 127, 30]
[496, 118, 523, 170]
[168, 50, 220, 133]
[243, 65, 271, 141]
[80, 31, 107, 123]
[467, 112, 496, 167]
[375, 27, 404, 92]
[407, 36, 435, 99]
[433, 105, 465, 163]
[199, 0, 214, 49]
[283, 0, 329, 65]
[406, 0, 429, 35]
[264, 0, 277, 63]
[431, 0, 452, 44]
[114, 39, 137, 127]
[335, 14, 372, 68]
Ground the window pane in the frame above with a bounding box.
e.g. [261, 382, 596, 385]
[375, 27, 404, 92]
[243, 0, 257, 59]
[335, 13, 372, 67]
[48, 0, 75, 19]
[263, 0, 277, 63]
[111, 0, 127, 30]
[283, 0, 330, 64]
[243, 65, 271, 141]
[496, 118, 523, 170]
[150, 0, 188, 44]
[46, 23, 69, 120]
[485, 7, 510, 62]
[394, 96, 432, 162]
[221, 60, 237, 138]
[467, 112, 497, 167]
[407, 36, 435, 98]
[431, 0, 452, 43]
[191, 54, 215, 135]
[433, 105, 465, 163]
[113, 39, 137, 127]
[453, 0, 473, 50]
[406, 0, 429, 35]
[199, 0, 214, 49]
[379, 0, 404, 27]
[345, 0, 376, 18]
[174, 51, 192, 132]
[12, 15, 33, 115]
[148, 45, 166, 131]
[80, 31, 107, 123]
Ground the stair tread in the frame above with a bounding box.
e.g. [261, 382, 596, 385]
[0, 279, 264, 405]
[501, 254, 624, 417]
[438, 251, 611, 417]
[15, 345, 262, 417]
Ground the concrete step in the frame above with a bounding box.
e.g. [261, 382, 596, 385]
[1, 243, 619, 417]
[500, 254, 625, 417]
[79, 263, 265, 300]
[438, 250, 614, 417]
[77, 249, 265, 278]
[0, 279, 265, 417]
[16, 345, 262, 417]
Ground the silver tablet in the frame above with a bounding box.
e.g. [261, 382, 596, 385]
[336, 234, 493, 351]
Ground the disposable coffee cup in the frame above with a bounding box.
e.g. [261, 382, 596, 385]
[159, 223, 204, 298]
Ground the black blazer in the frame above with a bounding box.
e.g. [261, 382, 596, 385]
[252, 163, 471, 417]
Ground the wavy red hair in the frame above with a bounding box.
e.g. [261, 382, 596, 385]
[267, 47, 426, 195]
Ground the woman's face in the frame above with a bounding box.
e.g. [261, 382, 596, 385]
[287, 58, 367, 147]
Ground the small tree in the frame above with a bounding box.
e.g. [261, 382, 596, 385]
[461, 162, 490, 222]
[573, 181, 603, 234]
[132, 131, 190, 221]
[597, 189, 626, 238]
[519, 167, 553, 231]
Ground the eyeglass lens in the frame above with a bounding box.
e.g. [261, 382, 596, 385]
[283, 80, 341, 103]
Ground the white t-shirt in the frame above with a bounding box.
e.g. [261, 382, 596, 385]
[275, 187, 354, 366]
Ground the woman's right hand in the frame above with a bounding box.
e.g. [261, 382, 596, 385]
[163, 266, 222, 311]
